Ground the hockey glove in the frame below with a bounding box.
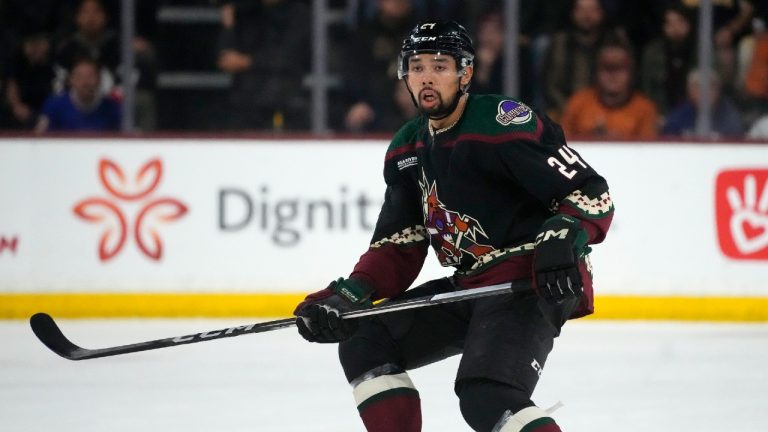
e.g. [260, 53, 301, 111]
[294, 277, 374, 343]
[533, 214, 589, 305]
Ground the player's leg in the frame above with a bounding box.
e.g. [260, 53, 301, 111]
[458, 379, 561, 432]
[338, 278, 470, 432]
[455, 289, 577, 432]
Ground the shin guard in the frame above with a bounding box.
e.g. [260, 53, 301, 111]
[492, 406, 561, 432]
[353, 372, 421, 432]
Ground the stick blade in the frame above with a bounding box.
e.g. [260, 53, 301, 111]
[30, 313, 87, 361]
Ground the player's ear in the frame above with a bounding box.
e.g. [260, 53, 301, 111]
[460, 65, 473, 85]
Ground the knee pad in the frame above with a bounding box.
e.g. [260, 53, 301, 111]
[458, 379, 533, 432]
[492, 406, 560, 432]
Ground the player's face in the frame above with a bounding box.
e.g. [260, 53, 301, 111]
[405, 54, 463, 116]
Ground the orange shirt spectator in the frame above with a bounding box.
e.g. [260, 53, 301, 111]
[561, 41, 658, 139]
[744, 33, 768, 99]
[561, 88, 658, 139]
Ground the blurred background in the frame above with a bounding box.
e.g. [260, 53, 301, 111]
[0, 0, 767, 138]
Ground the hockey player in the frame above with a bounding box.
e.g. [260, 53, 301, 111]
[294, 21, 614, 432]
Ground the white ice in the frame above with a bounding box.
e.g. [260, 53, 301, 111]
[1, 319, 767, 432]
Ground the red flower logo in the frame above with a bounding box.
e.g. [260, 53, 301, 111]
[74, 158, 188, 261]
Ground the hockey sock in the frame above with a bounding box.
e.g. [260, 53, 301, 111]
[493, 406, 561, 432]
[353, 372, 421, 432]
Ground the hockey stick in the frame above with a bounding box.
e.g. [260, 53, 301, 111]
[30, 280, 530, 361]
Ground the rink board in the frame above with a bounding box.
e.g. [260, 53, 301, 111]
[2, 292, 768, 321]
[1, 138, 767, 320]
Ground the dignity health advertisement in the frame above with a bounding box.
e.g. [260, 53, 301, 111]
[0, 139, 766, 298]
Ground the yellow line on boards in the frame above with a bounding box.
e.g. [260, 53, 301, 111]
[589, 295, 768, 322]
[1, 293, 768, 321]
[0, 293, 306, 319]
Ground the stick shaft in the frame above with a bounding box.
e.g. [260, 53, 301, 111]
[31, 280, 530, 361]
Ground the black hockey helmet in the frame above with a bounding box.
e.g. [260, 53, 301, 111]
[397, 20, 475, 80]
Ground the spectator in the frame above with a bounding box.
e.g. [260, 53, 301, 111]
[392, 79, 418, 121]
[662, 69, 744, 137]
[561, 41, 658, 139]
[218, 0, 311, 130]
[741, 26, 768, 121]
[4, 32, 56, 129]
[0, 0, 71, 50]
[747, 114, 768, 139]
[541, 0, 628, 119]
[602, 0, 668, 53]
[342, 0, 416, 132]
[466, 8, 537, 104]
[681, 0, 755, 90]
[641, 3, 696, 116]
[519, 0, 572, 109]
[351, 0, 468, 25]
[55, 0, 120, 93]
[125, 0, 159, 131]
[351, 0, 421, 24]
[471, 11, 505, 95]
[35, 57, 121, 132]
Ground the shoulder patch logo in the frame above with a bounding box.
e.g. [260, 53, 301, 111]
[496, 100, 533, 126]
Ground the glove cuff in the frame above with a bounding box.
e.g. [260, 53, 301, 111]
[331, 277, 375, 304]
[536, 214, 589, 257]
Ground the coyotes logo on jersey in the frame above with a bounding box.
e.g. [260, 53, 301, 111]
[419, 171, 495, 266]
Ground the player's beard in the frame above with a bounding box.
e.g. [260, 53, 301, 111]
[418, 88, 458, 119]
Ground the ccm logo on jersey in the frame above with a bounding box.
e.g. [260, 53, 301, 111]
[496, 100, 532, 126]
[397, 156, 418, 170]
[535, 229, 569, 245]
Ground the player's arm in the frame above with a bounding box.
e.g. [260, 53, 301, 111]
[348, 172, 429, 301]
[498, 114, 614, 303]
[533, 175, 613, 304]
[294, 140, 429, 343]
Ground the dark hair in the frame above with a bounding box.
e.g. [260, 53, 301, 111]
[69, 56, 101, 73]
[663, 1, 694, 25]
[78, 0, 105, 12]
[598, 35, 634, 55]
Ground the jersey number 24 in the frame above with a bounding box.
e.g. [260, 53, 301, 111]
[548, 146, 587, 180]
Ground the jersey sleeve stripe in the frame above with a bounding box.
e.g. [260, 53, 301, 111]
[444, 117, 544, 147]
[385, 141, 425, 161]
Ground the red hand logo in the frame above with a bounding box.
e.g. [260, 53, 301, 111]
[716, 169, 768, 260]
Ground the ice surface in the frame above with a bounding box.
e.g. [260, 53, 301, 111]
[1, 319, 767, 431]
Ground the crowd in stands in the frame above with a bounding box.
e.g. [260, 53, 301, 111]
[0, 0, 155, 132]
[0, 0, 767, 139]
